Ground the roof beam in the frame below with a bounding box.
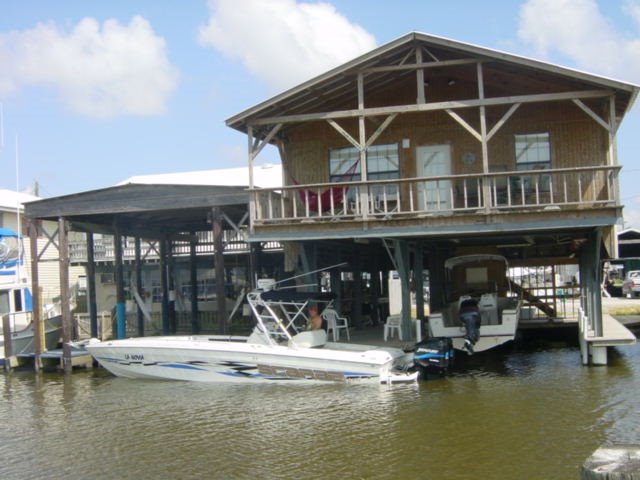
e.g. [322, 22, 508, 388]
[249, 89, 612, 127]
[361, 58, 477, 74]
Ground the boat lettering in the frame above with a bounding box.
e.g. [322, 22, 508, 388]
[124, 354, 144, 361]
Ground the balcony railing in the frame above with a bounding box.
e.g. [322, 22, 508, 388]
[251, 165, 620, 224]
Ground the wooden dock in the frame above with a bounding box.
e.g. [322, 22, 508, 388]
[580, 313, 637, 365]
[2, 348, 94, 371]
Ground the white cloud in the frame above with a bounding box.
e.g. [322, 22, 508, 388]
[198, 0, 376, 92]
[0, 16, 179, 118]
[518, 0, 640, 83]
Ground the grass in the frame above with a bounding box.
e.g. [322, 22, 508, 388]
[608, 306, 640, 316]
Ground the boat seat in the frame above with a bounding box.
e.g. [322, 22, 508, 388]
[478, 293, 499, 325]
[289, 330, 327, 348]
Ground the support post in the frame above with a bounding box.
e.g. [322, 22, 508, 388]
[113, 226, 126, 340]
[249, 242, 260, 290]
[2, 314, 16, 370]
[212, 208, 227, 334]
[86, 232, 98, 339]
[134, 237, 144, 336]
[369, 264, 381, 325]
[28, 218, 42, 371]
[352, 252, 363, 329]
[167, 241, 176, 334]
[393, 239, 413, 341]
[189, 232, 199, 334]
[414, 242, 424, 341]
[58, 217, 72, 373]
[330, 268, 343, 316]
[160, 239, 170, 335]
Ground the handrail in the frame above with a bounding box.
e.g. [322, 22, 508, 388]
[251, 165, 620, 222]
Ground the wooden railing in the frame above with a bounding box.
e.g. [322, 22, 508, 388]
[251, 165, 621, 223]
[69, 231, 282, 264]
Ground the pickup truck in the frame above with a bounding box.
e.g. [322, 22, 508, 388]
[622, 270, 640, 298]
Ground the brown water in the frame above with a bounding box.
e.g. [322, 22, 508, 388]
[1, 336, 639, 480]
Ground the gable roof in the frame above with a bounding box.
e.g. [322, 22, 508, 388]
[226, 31, 639, 135]
[0, 188, 40, 211]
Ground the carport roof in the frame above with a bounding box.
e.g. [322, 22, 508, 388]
[23, 183, 251, 240]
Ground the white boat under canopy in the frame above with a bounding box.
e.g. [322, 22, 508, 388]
[428, 254, 521, 353]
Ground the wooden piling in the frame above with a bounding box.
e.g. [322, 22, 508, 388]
[2, 314, 17, 370]
[581, 445, 640, 479]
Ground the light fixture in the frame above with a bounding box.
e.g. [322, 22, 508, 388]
[447, 78, 456, 86]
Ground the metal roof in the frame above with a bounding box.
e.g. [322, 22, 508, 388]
[24, 183, 250, 240]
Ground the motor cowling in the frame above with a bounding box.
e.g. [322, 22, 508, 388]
[459, 298, 481, 354]
[414, 337, 454, 378]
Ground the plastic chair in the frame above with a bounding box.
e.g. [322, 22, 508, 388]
[321, 308, 350, 341]
[384, 315, 402, 341]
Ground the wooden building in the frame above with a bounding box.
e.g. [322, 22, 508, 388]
[226, 32, 639, 363]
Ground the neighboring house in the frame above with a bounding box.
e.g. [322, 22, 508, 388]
[226, 32, 639, 338]
[117, 163, 283, 189]
[617, 228, 640, 259]
[0, 188, 84, 309]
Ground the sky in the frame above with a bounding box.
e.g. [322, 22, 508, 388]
[1, 0, 640, 226]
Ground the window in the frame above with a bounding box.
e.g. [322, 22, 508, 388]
[515, 133, 550, 169]
[513, 133, 551, 192]
[329, 144, 400, 199]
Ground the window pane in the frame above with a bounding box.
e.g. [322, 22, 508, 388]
[514, 133, 551, 192]
[515, 133, 550, 166]
[329, 144, 399, 181]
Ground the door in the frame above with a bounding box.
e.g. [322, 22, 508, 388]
[416, 145, 452, 211]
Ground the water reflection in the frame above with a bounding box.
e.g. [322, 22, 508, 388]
[0, 341, 638, 480]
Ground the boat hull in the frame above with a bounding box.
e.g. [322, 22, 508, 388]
[0, 319, 62, 355]
[428, 308, 519, 353]
[86, 335, 417, 384]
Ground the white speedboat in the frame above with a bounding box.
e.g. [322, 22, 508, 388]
[428, 254, 521, 353]
[86, 289, 417, 384]
[0, 228, 63, 357]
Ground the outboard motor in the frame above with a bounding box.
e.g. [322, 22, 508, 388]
[459, 297, 481, 355]
[414, 337, 454, 379]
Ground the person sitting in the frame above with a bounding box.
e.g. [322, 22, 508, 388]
[308, 305, 324, 331]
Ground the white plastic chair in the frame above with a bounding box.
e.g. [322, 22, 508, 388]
[384, 315, 402, 341]
[322, 308, 350, 341]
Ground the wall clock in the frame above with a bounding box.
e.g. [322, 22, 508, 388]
[462, 151, 476, 165]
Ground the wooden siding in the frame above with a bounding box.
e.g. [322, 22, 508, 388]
[282, 99, 609, 189]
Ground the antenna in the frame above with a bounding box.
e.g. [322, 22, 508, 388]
[15, 134, 23, 283]
[270, 262, 348, 287]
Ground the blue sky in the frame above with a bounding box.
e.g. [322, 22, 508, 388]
[1, 0, 640, 226]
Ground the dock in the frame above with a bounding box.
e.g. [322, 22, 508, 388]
[2, 348, 93, 371]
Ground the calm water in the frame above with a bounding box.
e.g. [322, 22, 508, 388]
[1, 336, 639, 480]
